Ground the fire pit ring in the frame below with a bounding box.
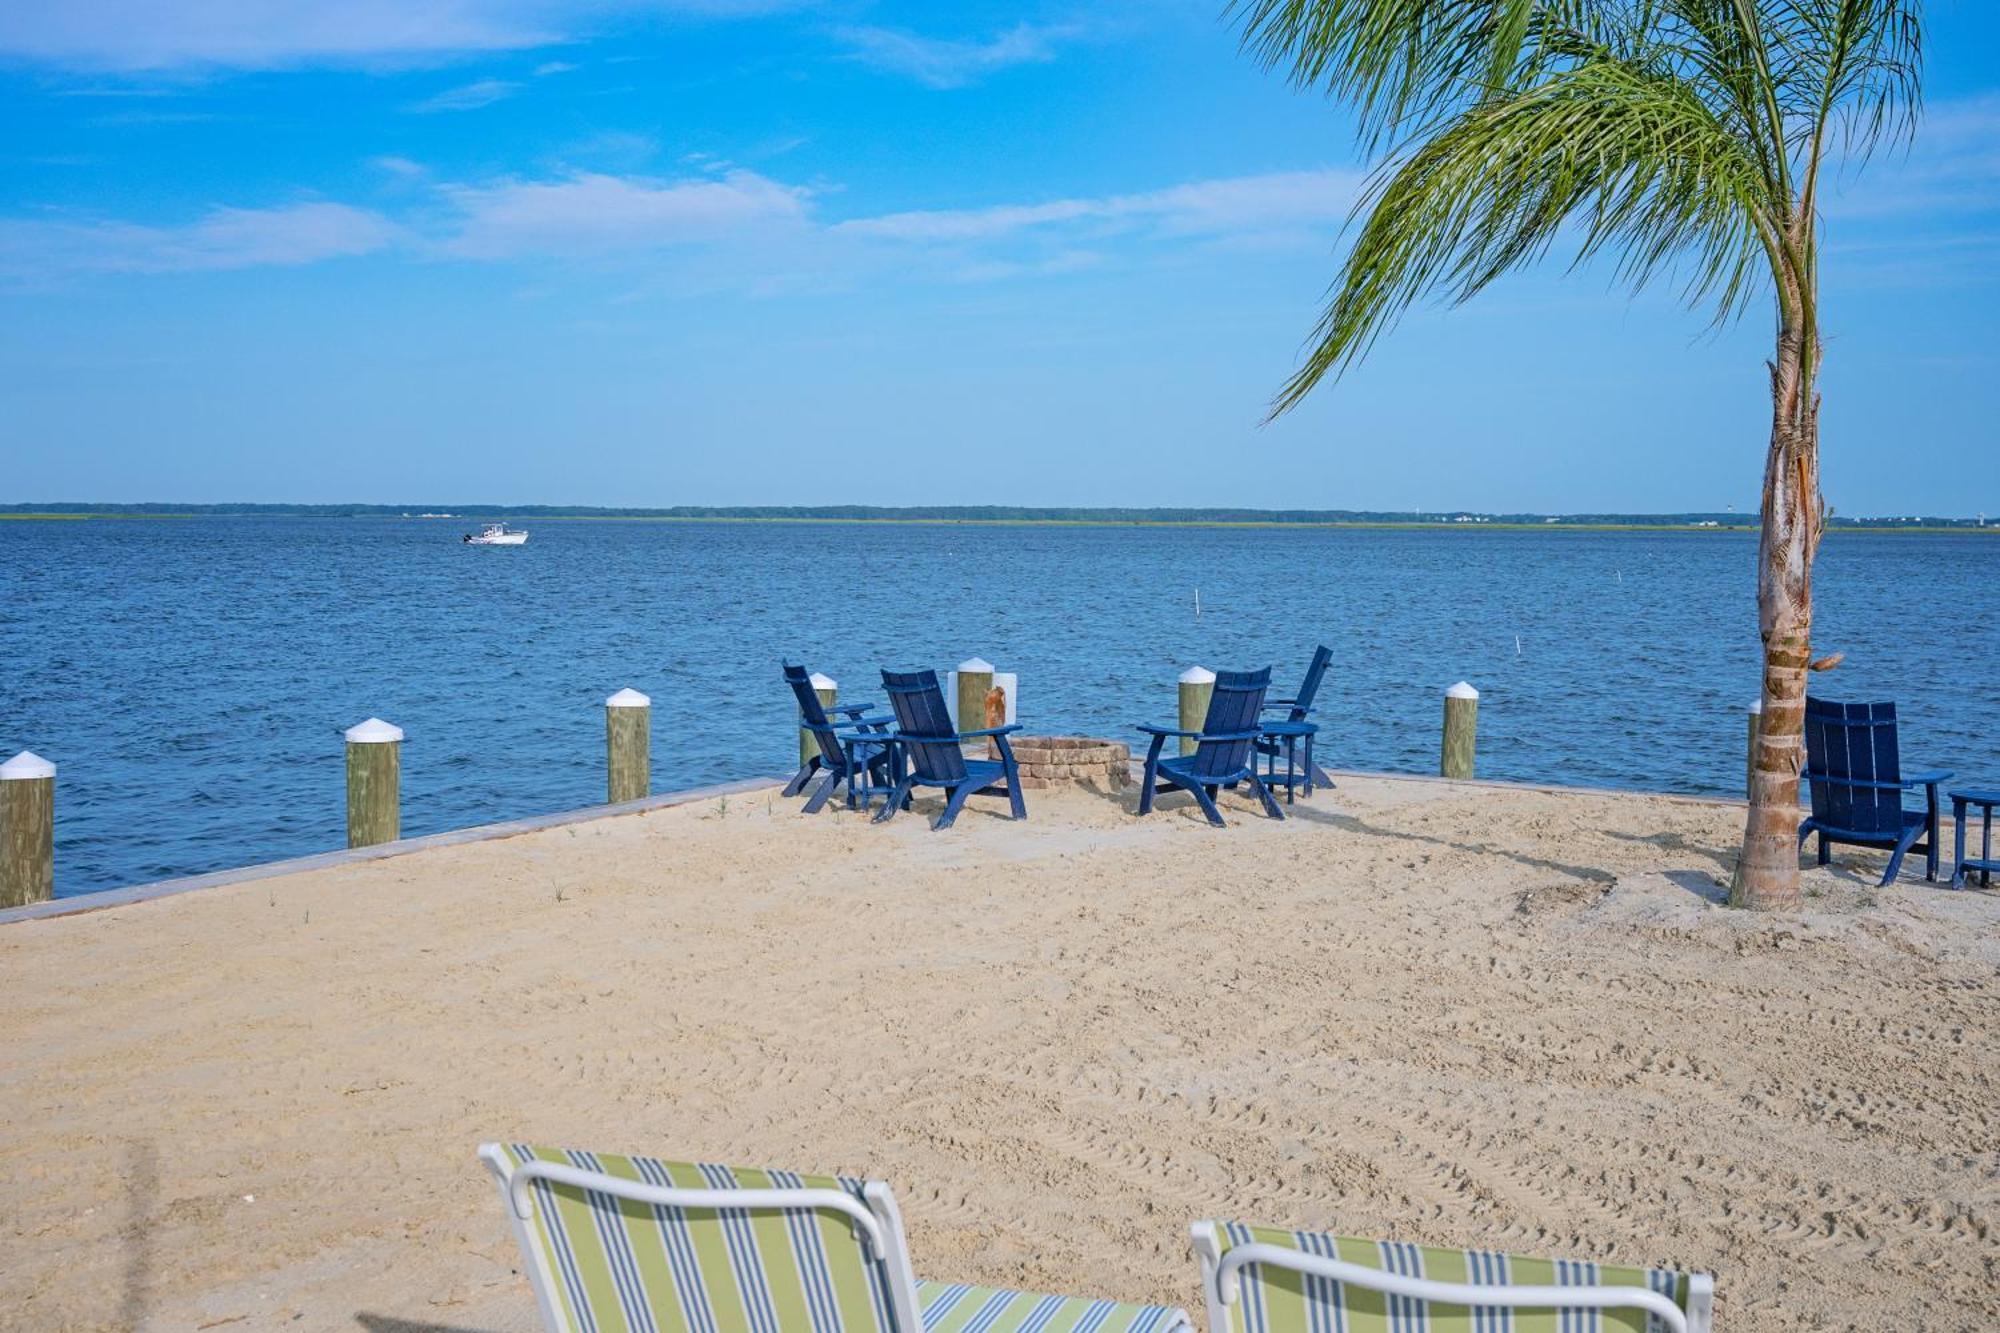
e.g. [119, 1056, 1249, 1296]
[1008, 736, 1132, 790]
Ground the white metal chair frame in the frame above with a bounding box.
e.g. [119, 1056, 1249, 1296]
[480, 1144, 927, 1333]
[1189, 1222, 1713, 1333]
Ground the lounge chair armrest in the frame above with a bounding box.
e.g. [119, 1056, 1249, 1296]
[1197, 728, 1264, 743]
[1904, 770, 1952, 786]
[887, 732, 960, 745]
[1261, 699, 1308, 711]
[828, 701, 879, 717]
[833, 725, 896, 743]
[1800, 768, 1920, 788]
[1136, 724, 1202, 738]
[953, 724, 1020, 739]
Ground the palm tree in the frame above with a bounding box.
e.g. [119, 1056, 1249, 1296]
[1234, 0, 1921, 909]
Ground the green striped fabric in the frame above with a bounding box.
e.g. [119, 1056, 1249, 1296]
[1210, 1222, 1696, 1333]
[495, 1146, 1191, 1333]
[498, 1144, 902, 1333]
[914, 1280, 1186, 1333]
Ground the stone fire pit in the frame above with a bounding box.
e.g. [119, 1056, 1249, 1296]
[1009, 736, 1132, 790]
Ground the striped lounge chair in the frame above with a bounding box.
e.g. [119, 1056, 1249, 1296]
[481, 1144, 1193, 1333]
[1189, 1221, 1714, 1333]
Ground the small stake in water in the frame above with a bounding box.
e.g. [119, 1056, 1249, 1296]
[1515, 634, 1522, 658]
[1194, 586, 1201, 617]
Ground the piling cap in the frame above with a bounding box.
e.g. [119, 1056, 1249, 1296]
[0, 750, 54, 780]
[958, 656, 994, 673]
[605, 687, 651, 709]
[1747, 699, 1763, 714]
[808, 672, 836, 691]
[1179, 666, 1216, 685]
[344, 717, 405, 744]
[1446, 681, 1479, 700]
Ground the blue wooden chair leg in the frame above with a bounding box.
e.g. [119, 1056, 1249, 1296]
[1187, 783, 1227, 828]
[1880, 825, 1924, 886]
[1246, 771, 1286, 821]
[1138, 739, 1165, 816]
[1817, 832, 1831, 866]
[782, 755, 822, 798]
[802, 769, 843, 815]
[871, 775, 914, 824]
[932, 783, 974, 831]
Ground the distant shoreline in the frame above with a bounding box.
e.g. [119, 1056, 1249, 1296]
[1, 509, 1992, 535]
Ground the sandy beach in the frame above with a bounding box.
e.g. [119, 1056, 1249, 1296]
[1, 773, 1994, 1332]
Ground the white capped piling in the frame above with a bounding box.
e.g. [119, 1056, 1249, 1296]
[953, 657, 994, 756]
[1178, 666, 1215, 758]
[1745, 699, 1762, 801]
[344, 718, 402, 849]
[605, 688, 651, 804]
[1, 751, 55, 908]
[800, 673, 837, 766]
[1441, 682, 1479, 780]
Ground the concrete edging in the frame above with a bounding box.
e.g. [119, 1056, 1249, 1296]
[0, 774, 787, 927]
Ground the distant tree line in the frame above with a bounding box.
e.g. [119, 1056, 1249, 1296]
[1, 502, 1988, 527]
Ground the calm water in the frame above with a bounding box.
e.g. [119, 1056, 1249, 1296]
[2, 518, 1996, 899]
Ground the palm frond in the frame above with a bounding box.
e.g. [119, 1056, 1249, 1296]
[1272, 58, 1775, 414]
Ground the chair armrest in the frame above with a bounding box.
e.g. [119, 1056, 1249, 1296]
[1803, 771, 1929, 792]
[828, 701, 879, 717]
[1904, 770, 1952, 786]
[1137, 724, 1202, 738]
[954, 724, 1021, 739]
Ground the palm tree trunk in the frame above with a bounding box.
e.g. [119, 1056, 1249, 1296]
[1735, 299, 1821, 910]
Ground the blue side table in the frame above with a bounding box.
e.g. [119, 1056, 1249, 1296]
[1257, 719, 1321, 804]
[1949, 789, 2000, 889]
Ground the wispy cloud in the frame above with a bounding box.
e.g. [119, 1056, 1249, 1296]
[0, 202, 398, 279]
[0, 166, 1359, 288]
[838, 169, 1363, 242]
[439, 170, 810, 258]
[831, 22, 1073, 89]
[407, 77, 520, 113]
[0, 1, 787, 73]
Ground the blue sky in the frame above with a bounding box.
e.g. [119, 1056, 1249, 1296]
[1, 1, 1996, 514]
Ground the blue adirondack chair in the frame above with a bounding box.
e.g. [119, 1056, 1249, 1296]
[781, 663, 897, 814]
[1799, 697, 1951, 885]
[873, 668, 1026, 830]
[1255, 643, 1335, 798]
[1137, 667, 1284, 827]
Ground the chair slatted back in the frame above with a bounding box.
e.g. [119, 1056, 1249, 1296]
[881, 669, 967, 784]
[1804, 698, 1905, 835]
[1192, 668, 1272, 781]
[786, 662, 845, 766]
[1284, 646, 1333, 724]
[1206, 1221, 1701, 1333]
[494, 1144, 905, 1333]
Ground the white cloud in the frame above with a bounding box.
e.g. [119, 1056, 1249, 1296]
[407, 77, 520, 113]
[439, 169, 809, 258]
[831, 22, 1072, 89]
[839, 169, 1363, 242]
[533, 59, 578, 76]
[0, 1, 787, 73]
[371, 155, 429, 178]
[0, 202, 398, 278]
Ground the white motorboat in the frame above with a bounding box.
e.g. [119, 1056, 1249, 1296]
[464, 522, 528, 546]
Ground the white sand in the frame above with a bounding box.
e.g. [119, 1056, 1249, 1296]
[0, 775, 1994, 1332]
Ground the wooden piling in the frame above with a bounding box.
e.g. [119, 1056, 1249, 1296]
[800, 673, 836, 765]
[1178, 666, 1215, 757]
[344, 718, 402, 849]
[606, 688, 651, 804]
[1745, 699, 1762, 801]
[955, 658, 993, 754]
[1441, 681, 1478, 779]
[0, 751, 55, 908]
